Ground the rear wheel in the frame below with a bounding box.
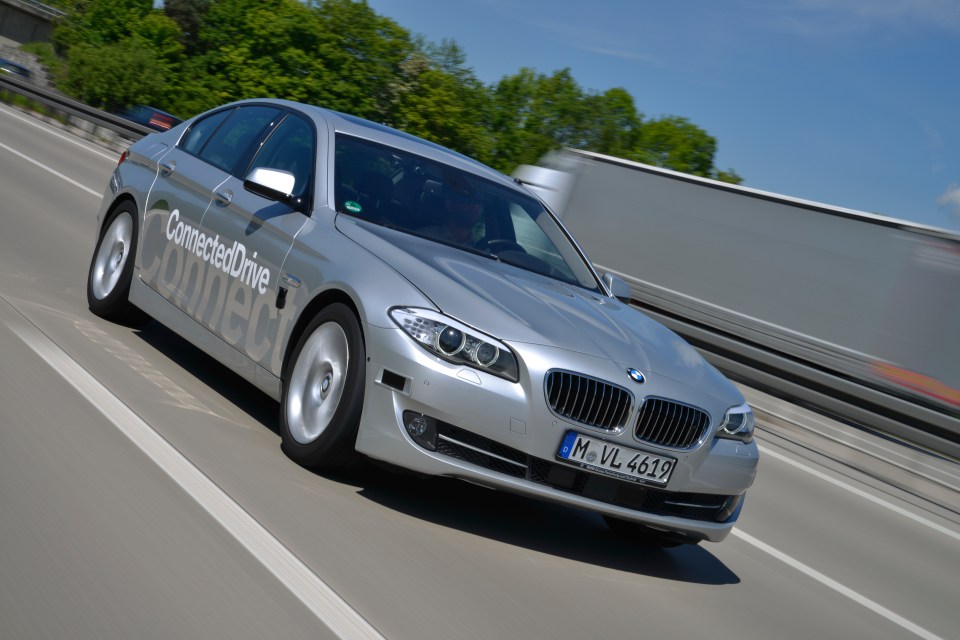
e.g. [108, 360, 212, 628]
[603, 515, 701, 547]
[280, 303, 366, 471]
[87, 201, 147, 325]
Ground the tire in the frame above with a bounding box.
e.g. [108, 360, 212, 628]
[280, 303, 366, 471]
[87, 201, 148, 326]
[603, 515, 701, 548]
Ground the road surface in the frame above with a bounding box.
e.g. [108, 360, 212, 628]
[1, 103, 957, 640]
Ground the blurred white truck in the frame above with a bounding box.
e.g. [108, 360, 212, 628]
[516, 149, 959, 454]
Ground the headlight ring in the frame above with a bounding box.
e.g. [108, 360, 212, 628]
[389, 307, 519, 382]
[717, 402, 755, 443]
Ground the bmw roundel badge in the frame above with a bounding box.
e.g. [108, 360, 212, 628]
[626, 368, 645, 383]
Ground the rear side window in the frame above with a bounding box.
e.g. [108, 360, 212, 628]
[200, 106, 281, 173]
[185, 106, 282, 174]
[181, 108, 233, 155]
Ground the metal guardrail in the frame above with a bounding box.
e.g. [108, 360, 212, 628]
[517, 153, 960, 460]
[6, 0, 65, 19]
[619, 283, 960, 461]
[0, 72, 151, 139]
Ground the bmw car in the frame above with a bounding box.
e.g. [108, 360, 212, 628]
[87, 99, 759, 546]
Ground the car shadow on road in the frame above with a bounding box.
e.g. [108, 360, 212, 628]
[134, 321, 281, 433]
[134, 321, 739, 586]
[347, 465, 741, 585]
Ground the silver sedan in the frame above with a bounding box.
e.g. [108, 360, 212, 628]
[87, 99, 758, 546]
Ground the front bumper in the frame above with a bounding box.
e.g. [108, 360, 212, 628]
[354, 323, 759, 542]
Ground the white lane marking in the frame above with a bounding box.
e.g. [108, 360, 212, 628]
[4, 306, 384, 640]
[733, 530, 944, 640]
[0, 103, 118, 161]
[759, 445, 960, 542]
[0, 141, 101, 198]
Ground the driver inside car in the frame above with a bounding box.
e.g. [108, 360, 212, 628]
[419, 187, 484, 245]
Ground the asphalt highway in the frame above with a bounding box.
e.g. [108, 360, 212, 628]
[1, 103, 958, 640]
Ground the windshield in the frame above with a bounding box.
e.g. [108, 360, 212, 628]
[334, 134, 599, 291]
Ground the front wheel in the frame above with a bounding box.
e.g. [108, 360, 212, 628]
[87, 201, 147, 325]
[280, 303, 366, 471]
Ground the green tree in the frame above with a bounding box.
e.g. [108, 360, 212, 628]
[488, 68, 538, 171]
[311, 0, 414, 120]
[635, 116, 717, 177]
[163, 0, 211, 54]
[420, 38, 471, 83]
[391, 45, 493, 164]
[51, 0, 154, 52]
[171, 0, 327, 114]
[173, 0, 415, 118]
[44, 0, 742, 182]
[61, 40, 168, 109]
[583, 87, 642, 158]
[50, 0, 183, 112]
[489, 68, 590, 172]
[714, 168, 743, 184]
[136, 12, 185, 66]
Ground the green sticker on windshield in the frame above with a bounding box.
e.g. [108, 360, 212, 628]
[345, 200, 362, 213]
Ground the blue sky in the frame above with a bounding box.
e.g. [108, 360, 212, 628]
[365, 0, 960, 231]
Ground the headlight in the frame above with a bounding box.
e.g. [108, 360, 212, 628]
[717, 402, 755, 443]
[389, 307, 519, 382]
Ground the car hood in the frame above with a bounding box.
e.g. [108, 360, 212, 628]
[337, 217, 737, 394]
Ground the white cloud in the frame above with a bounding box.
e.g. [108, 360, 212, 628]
[936, 183, 960, 220]
[756, 0, 960, 37]
[577, 45, 663, 66]
[526, 18, 665, 66]
[803, 0, 959, 25]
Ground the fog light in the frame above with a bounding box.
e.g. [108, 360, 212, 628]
[403, 411, 438, 451]
[407, 414, 427, 436]
[716, 494, 744, 522]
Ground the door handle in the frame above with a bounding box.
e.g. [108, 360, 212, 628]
[159, 162, 175, 177]
[214, 190, 233, 206]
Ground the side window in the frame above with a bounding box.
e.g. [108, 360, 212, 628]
[197, 106, 282, 174]
[180, 108, 233, 155]
[246, 114, 315, 208]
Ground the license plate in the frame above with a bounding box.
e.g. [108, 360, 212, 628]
[557, 431, 676, 485]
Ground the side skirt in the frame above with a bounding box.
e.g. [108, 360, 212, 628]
[129, 272, 282, 401]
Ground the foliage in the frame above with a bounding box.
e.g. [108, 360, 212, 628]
[163, 0, 212, 54]
[635, 116, 716, 177]
[20, 41, 62, 82]
[715, 168, 743, 185]
[50, 0, 154, 52]
[43, 0, 741, 181]
[489, 68, 591, 171]
[583, 88, 642, 159]
[311, 0, 415, 120]
[170, 0, 326, 114]
[392, 38, 494, 164]
[61, 40, 170, 110]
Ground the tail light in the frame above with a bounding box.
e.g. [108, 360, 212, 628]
[117, 150, 129, 168]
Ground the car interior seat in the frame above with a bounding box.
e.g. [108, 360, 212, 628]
[355, 170, 394, 220]
[416, 179, 446, 231]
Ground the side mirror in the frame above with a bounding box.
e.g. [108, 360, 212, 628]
[243, 167, 295, 203]
[602, 272, 632, 303]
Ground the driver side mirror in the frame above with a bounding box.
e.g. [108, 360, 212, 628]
[244, 167, 295, 204]
[602, 272, 632, 303]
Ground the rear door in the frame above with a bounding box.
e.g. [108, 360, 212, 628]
[192, 111, 317, 374]
[138, 105, 282, 317]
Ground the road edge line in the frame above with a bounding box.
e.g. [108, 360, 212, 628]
[3, 300, 385, 640]
[733, 529, 943, 640]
